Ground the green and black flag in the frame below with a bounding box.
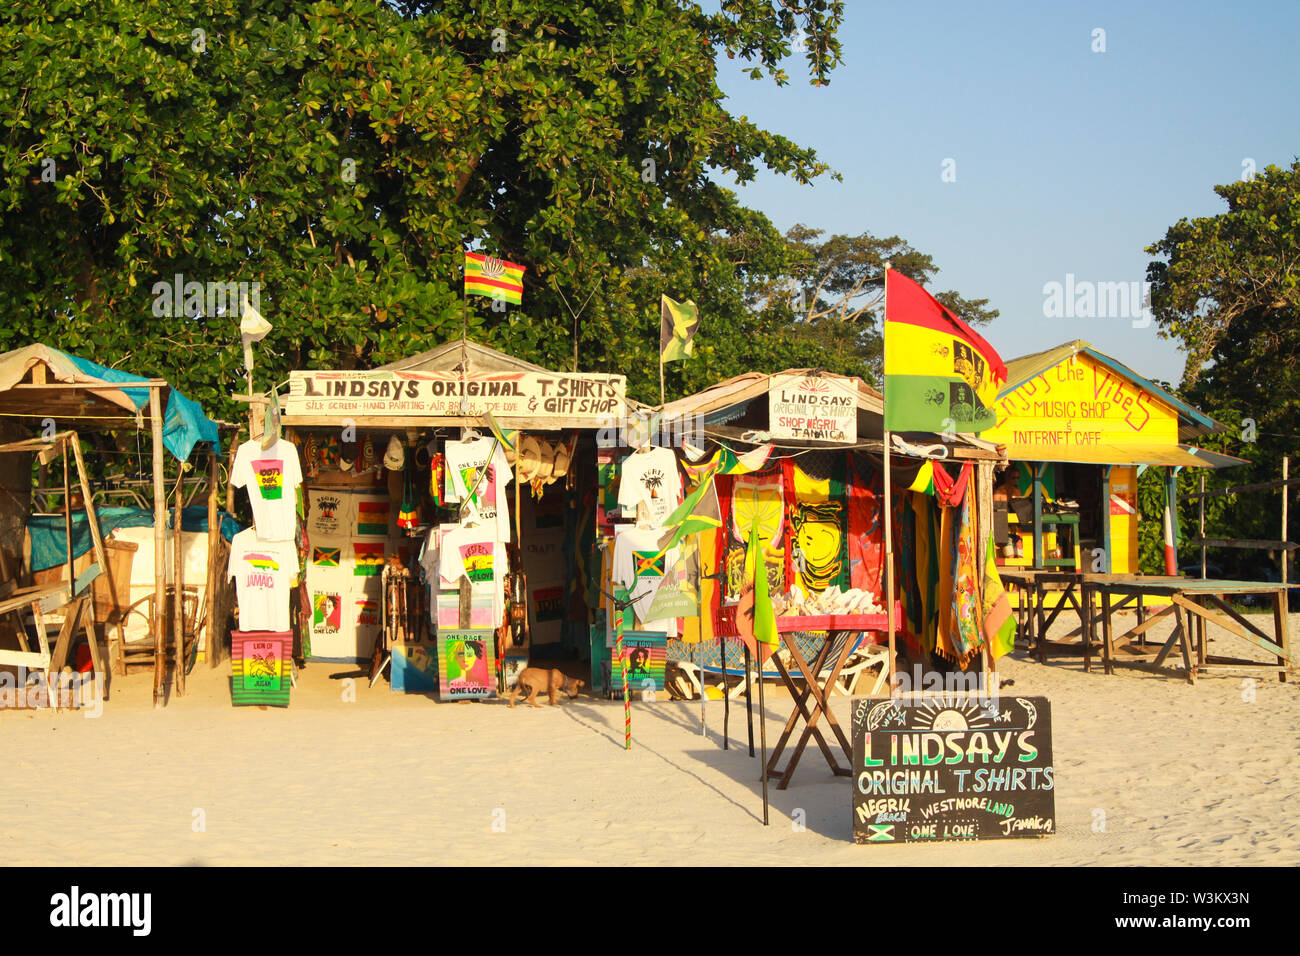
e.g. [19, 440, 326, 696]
[660, 294, 700, 363]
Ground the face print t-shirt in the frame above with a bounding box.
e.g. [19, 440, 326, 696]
[227, 528, 299, 632]
[232, 438, 303, 542]
[443, 437, 512, 540]
[616, 447, 681, 527]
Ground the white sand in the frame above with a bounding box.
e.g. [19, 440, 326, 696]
[2, 610, 1296, 866]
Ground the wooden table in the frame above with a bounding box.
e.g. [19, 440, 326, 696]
[765, 612, 888, 790]
[1081, 578, 1294, 684]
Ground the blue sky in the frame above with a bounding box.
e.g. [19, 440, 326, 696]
[712, 0, 1300, 386]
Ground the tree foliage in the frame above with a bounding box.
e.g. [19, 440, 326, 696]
[0, 0, 992, 420]
[1143, 160, 1300, 574]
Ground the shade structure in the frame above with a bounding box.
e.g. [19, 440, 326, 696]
[0, 343, 220, 460]
[998, 440, 1245, 469]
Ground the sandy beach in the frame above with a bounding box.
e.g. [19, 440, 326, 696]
[2, 610, 1296, 867]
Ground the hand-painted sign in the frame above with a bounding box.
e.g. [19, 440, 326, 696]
[769, 374, 857, 444]
[985, 352, 1178, 458]
[852, 696, 1054, 844]
[287, 370, 626, 422]
[437, 628, 497, 700]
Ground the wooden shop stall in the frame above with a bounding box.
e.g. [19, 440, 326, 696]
[278, 339, 633, 696]
[983, 340, 1242, 582]
[587, 368, 1010, 787]
[0, 343, 228, 708]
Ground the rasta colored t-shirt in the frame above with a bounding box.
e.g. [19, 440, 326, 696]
[231, 438, 303, 542]
[227, 528, 298, 632]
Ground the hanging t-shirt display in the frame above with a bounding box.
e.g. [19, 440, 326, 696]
[617, 446, 681, 526]
[231, 438, 303, 541]
[444, 437, 512, 541]
[438, 524, 507, 622]
[724, 471, 786, 602]
[307, 537, 352, 590]
[354, 496, 392, 537]
[306, 489, 355, 538]
[611, 525, 679, 637]
[227, 529, 299, 632]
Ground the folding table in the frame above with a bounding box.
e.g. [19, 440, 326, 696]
[764, 611, 889, 790]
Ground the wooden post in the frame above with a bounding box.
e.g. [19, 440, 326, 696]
[1031, 463, 1043, 570]
[172, 463, 186, 696]
[206, 447, 220, 668]
[61, 439, 73, 600]
[1283, 457, 1289, 586]
[150, 387, 167, 707]
[1199, 472, 1206, 579]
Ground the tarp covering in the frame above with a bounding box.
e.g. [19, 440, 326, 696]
[28, 505, 242, 572]
[0, 344, 221, 461]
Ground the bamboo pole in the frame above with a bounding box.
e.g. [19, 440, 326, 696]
[172, 462, 186, 696]
[206, 447, 220, 668]
[150, 388, 166, 707]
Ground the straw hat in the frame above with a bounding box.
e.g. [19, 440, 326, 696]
[516, 435, 543, 483]
[383, 434, 405, 471]
[550, 433, 574, 483]
[533, 440, 556, 486]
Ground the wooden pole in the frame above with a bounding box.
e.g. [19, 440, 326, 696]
[882, 266, 897, 695]
[61, 440, 73, 601]
[68, 433, 114, 698]
[757, 641, 769, 827]
[1199, 472, 1206, 579]
[721, 635, 729, 749]
[206, 447, 221, 668]
[149, 387, 166, 707]
[172, 463, 186, 696]
[1283, 457, 1289, 586]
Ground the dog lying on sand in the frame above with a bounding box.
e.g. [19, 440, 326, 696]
[506, 667, 584, 708]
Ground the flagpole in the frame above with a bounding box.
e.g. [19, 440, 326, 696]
[758, 639, 769, 826]
[721, 635, 729, 749]
[883, 264, 898, 698]
[744, 642, 754, 756]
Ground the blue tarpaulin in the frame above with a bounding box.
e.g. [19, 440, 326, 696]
[28, 506, 243, 572]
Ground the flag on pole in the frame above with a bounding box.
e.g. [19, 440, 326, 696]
[654, 473, 722, 557]
[481, 410, 518, 457]
[465, 252, 526, 304]
[883, 270, 1006, 434]
[748, 517, 777, 650]
[750, 520, 777, 648]
[660, 294, 700, 363]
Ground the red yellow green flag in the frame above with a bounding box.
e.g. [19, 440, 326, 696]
[465, 251, 525, 304]
[883, 269, 1006, 434]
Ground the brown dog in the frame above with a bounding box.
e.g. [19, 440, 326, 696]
[507, 667, 584, 708]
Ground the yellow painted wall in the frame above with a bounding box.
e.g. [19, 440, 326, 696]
[985, 351, 1179, 456]
[1107, 465, 1139, 574]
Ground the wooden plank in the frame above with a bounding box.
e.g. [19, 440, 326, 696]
[0, 649, 51, 669]
[1203, 594, 1289, 650]
[1187, 537, 1299, 551]
[1175, 594, 1289, 658]
[1178, 476, 1300, 500]
[150, 388, 166, 706]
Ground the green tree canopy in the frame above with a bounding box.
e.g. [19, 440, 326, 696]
[1, 0, 992, 417]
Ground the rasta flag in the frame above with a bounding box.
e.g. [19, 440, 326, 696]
[883, 269, 1006, 434]
[465, 251, 525, 304]
[660, 294, 700, 363]
[353, 542, 385, 577]
[356, 500, 390, 536]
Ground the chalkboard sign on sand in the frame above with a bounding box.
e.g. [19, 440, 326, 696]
[852, 696, 1054, 844]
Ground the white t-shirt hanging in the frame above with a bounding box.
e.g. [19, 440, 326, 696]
[444, 437, 513, 540]
[617, 447, 681, 527]
[231, 438, 302, 541]
[439, 523, 506, 623]
[611, 524, 679, 637]
[306, 489, 355, 539]
[227, 528, 299, 632]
